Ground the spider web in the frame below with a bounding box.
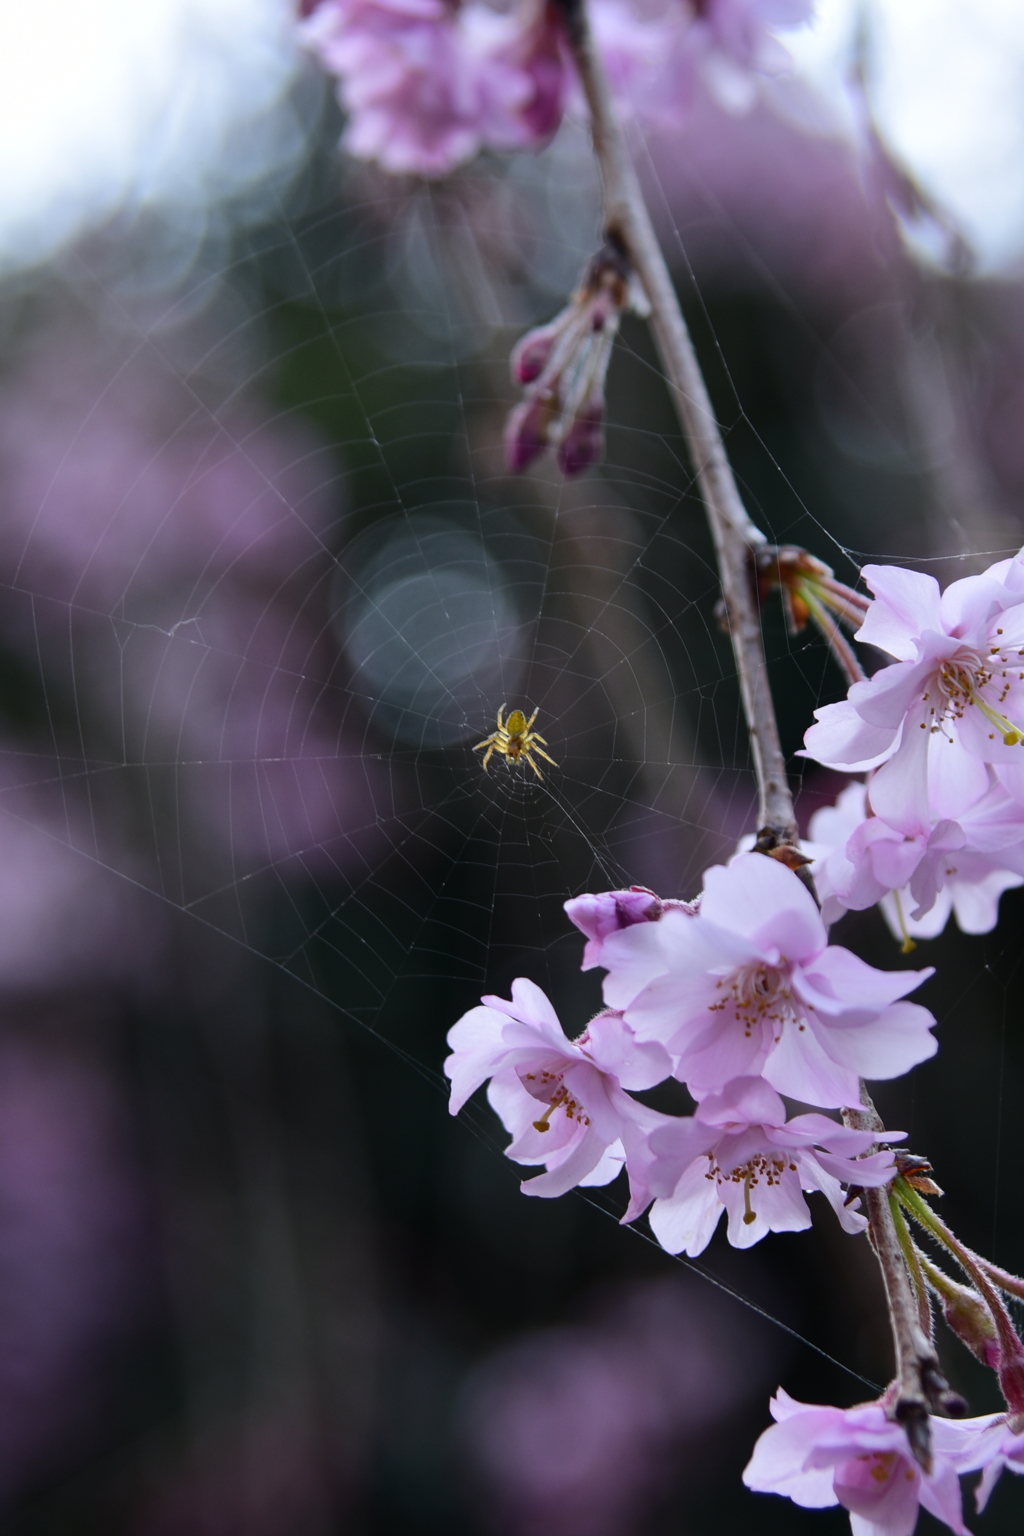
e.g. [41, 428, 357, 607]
[2, 50, 1024, 1530]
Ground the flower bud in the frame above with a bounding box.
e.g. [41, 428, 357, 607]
[504, 395, 556, 473]
[504, 242, 647, 478]
[510, 324, 557, 386]
[937, 1276, 1000, 1370]
[556, 399, 604, 477]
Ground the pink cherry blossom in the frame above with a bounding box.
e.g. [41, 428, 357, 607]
[742, 1388, 979, 1536]
[807, 779, 1024, 941]
[639, 1076, 900, 1256]
[444, 978, 670, 1202]
[801, 554, 1024, 832]
[302, 0, 815, 177]
[946, 1412, 1024, 1513]
[299, 0, 566, 177]
[598, 852, 937, 1109]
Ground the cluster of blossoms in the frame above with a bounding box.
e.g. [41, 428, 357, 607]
[446, 850, 930, 1250]
[298, 0, 811, 177]
[802, 553, 1024, 947]
[446, 549, 1024, 1531]
[302, 0, 1024, 1514]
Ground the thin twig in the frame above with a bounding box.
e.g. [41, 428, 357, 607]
[560, 0, 796, 847]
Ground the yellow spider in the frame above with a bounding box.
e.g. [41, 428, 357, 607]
[474, 705, 557, 781]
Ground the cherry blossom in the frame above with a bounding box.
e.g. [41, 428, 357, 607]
[742, 1388, 980, 1536]
[639, 1076, 900, 1256]
[598, 852, 937, 1108]
[444, 978, 670, 1201]
[807, 780, 1024, 943]
[299, 0, 566, 177]
[801, 555, 1024, 831]
[301, 0, 815, 178]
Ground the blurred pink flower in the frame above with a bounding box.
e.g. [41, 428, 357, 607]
[302, 0, 813, 176]
[0, 322, 392, 876]
[461, 1276, 777, 1536]
[0, 1039, 147, 1504]
[300, 0, 566, 176]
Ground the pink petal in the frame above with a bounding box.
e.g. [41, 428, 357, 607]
[702, 853, 825, 957]
[648, 1158, 722, 1256]
[445, 1004, 510, 1113]
[584, 1011, 672, 1090]
[794, 946, 932, 1014]
[694, 1075, 785, 1129]
[858, 564, 941, 656]
[761, 1020, 860, 1109]
[808, 1000, 938, 1081]
[801, 698, 898, 771]
[742, 1407, 844, 1506]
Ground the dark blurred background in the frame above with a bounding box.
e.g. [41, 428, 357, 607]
[0, 2, 1023, 1531]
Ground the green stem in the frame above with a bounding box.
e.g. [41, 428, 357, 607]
[890, 1195, 933, 1338]
[897, 1178, 1023, 1369]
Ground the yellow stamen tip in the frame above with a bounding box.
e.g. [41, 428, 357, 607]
[901, 936, 917, 955]
[742, 1211, 757, 1225]
[532, 1119, 550, 1133]
[1004, 731, 1023, 746]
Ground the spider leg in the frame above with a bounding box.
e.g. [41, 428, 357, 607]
[522, 751, 544, 781]
[529, 733, 549, 745]
[525, 707, 539, 729]
[473, 734, 498, 752]
[532, 746, 557, 767]
[480, 743, 498, 771]
[496, 704, 507, 731]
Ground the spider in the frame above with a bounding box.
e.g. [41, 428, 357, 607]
[474, 705, 557, 781]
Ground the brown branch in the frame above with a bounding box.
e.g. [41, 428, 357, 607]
[560, 0, 953, 1460]
[560, 0, 796, 847]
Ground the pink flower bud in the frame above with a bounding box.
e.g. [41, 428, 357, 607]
[557, 399, 604, 478]
[504, 396, 555, 473]
[937, 1277, 1001, 1370]
[510, 325, 557, 385]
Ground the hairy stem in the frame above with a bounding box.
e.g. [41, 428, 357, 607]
[890, 1196, 933, 1339]
[977, 1256, 1024, 1304]
[898, 1178, 1024, 1380]
[561, 0, 796, 846]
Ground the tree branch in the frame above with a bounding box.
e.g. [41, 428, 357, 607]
[559, 0, 960, 1462]
[559, 0, 796, 846]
